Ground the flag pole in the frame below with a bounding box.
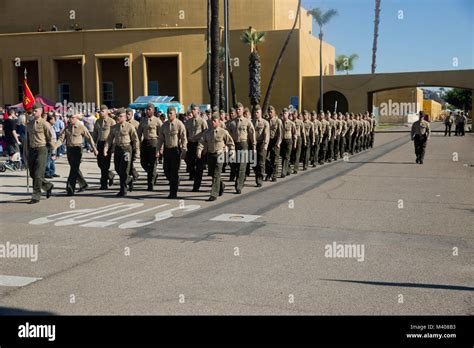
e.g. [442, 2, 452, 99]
[24, 68, 30, 193]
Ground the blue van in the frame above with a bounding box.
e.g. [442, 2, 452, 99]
[129, 96, 183, 116]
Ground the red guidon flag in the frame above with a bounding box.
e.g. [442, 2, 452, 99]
[22, 69, 35, 111]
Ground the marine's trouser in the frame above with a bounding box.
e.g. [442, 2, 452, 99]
[414, 135, 427, 162]
[28, 146, 53, 201]
[254, 142, 267, 185]
[114, 145, 132, 193]
[66, 146, 87, 192]
[140, 139, 158, 186]
[163, 147, 181, 196]
[97, 141, 114, 187]
[208, 152, 224, 198]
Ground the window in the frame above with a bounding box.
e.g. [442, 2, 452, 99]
[102, 82, 114, 107]
[58, 83, 70, 102]
[148, 81, 159, 96]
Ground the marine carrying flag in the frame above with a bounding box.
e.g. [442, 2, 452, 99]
[22, 69, 35, 111]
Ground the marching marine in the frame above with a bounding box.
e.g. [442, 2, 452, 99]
[411, 112, 431, 164]
[302, 110, 315, 170]
[93, 105, 116, 189]
[57, 113, 98, 196]
[185, 103, 208, 192]
[157, 107, 187, 199]
[103, 108, 140, 197]
[225, 102, 256, 194]
[25, 102, 56, 204]
[198, 113, 235, 201]
[265, 106, 282, 182]
[280, 108, 297, 177]
[126, 108, 140, 181]
[292, 112, 306, 173]
[137, 103, 162, 191]
[252, 105, 270, 187]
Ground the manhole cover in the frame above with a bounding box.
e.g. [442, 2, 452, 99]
[210, 214, 261, 223]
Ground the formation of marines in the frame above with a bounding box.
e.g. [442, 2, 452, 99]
[24, 101, 377, 204]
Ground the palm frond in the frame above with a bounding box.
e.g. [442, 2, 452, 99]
[308, 8, 323, 27]
[308, 7, 338, 28]
[322, 9, 338, 25]
[335, 55, 348, 71]
[254, 31, 266, 43]
[218, 46, 225, 59]
[335, 53, 358, 74]
[349, 53, 359, 61]
[240, 30, 253, 44]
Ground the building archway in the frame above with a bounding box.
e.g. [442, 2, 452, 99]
[303, 70, 474, 121]
[317, 90, 349, 113]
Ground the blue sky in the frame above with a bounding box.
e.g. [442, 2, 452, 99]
[301, 0, 474, 75]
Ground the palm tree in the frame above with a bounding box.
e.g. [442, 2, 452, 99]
[307, 7, 338, 112]
[241, 27, 265, 111]
[371, 0, 381, 74]
[336, 54, 359, 74]
[219, 65, 225, 110]
[210, 0, 220, 109]
[262, 0, 301, 115]
[228, 54, 238, 108]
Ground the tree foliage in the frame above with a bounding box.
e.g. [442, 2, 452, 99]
[241, 29, 266, 109]
[445, 89, 472, 111]
[335, 54, 359, 74]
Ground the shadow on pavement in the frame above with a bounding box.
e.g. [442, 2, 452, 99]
[0, 192, 31, 196]
[347, 161, 416, 165]
[321, 279, 474, 292]
[0, 306, 55, 315]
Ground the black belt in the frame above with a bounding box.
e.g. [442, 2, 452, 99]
[142, 139, 157, 146]
[29, 145, 47, 149]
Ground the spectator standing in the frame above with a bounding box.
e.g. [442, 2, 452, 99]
[17, 114, 27, 167]
[3, 110, 21, 168]
[45, 115, 59, 178]
[53, 114, 65, 156]
[444, 112, 454, 136]
[83, 113, 96, 152]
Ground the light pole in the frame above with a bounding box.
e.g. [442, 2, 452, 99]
[224, 0, 229, 112]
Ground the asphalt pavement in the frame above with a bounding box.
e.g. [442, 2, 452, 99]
[0, 122, 472, 315]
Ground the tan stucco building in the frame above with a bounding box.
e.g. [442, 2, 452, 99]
[373, 87, 423, 123]
[423, 99, 443, 121]
[0, 0, 335, 111]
